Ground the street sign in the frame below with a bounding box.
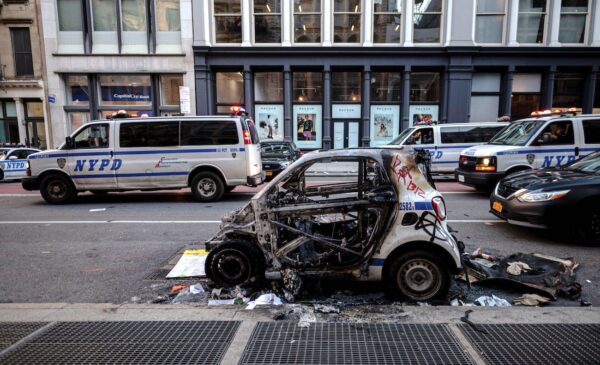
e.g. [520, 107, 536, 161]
[179, 86, 190, 114]
[48, 95, 56, 104]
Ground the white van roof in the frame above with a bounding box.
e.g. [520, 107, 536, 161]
[88, 116, 242, 124]
[412, 122, 508, 129]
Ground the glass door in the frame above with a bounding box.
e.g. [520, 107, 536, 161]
[332, 120, 360, 149]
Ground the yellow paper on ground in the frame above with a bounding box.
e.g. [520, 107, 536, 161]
[166, 249, 208, 278]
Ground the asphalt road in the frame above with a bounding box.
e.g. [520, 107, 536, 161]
[0, 182, 598, 305]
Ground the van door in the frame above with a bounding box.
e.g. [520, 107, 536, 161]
[438, 125, 506, 173]
[66, 123, 117, 190]
[581, 118, 600, 156]
[529, 120, 577, 169]
[243, 119, 262, 179]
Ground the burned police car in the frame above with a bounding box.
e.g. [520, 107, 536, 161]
[491, 150, 600, 244]
[205, 148, 464, 301]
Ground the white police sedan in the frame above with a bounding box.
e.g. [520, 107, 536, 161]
[0, 147, 40, 181]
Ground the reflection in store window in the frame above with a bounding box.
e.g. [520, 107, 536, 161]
[160, 75, 183, 106]
[293, 72, 323, 102]
[294, 0, 321, 43]
[214, 0, 242, 43]
[92, 0, 118, 53]
[559, 0, 588, 44]
[413, 0, 442, 43]
[99, 75, 153, 106]
[373, 0, 401, 44]
[517, 0, 546, 44]
[65, 75, 90, 106]
[333, 0, 361, 43]
[121, 0, 148, 53]
[156, 0, 182, 53]
[254, 0, 281, 43]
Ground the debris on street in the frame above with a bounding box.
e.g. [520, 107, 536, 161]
[506, 261, 532, 275]
[474, 295, 511, 307]
[513, 294, 551, 306]
[246, 293, 283, 310]
[166, 249, 208, 278]
[170, 285, 188, 294]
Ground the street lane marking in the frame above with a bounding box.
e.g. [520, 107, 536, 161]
[0, 219, 503, 224]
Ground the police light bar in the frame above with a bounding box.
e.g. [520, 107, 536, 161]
[530, 107, 580, 116]
[230, 106, 247, 116]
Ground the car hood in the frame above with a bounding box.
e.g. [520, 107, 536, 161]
[461, 144, 522, 157]
[261, 155, 291, 163]
[501, 168, 600, 191]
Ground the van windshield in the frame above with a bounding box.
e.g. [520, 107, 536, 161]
[388, 128, 415, 145]
[488, 120, 545, 146]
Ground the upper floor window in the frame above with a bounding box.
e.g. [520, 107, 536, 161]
[559, 0, 589, 44]
[10, 28, 34, 77]
[57, 0, 84, 53]
[294, 0, 321, 43]
[214, 0, 242, 43]
[156, 0, 182, 52]
[413, 0, 442, 43]
[475, 0, 506, 44]
[254, 1, 281, 43]
[333, 0, 361, 43]
[517, 0, 546, 44]
[373, 0, 401, 44]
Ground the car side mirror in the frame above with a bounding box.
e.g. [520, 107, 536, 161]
[65, 136, 74, 149]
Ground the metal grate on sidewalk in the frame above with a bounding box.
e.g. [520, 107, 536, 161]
[0, 322, 47, 351]
[239, 322, 475, 365]
[459, 323, 600, 365]
[0, 321, 240, 365]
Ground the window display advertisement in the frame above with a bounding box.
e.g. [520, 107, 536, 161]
[255, 104, 284, 141]
[293, 105, 322, 149]
[409, 105, 439, 126]
[370, 105, 400, 146]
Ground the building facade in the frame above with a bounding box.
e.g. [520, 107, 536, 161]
[0, 0, 47, 148]
[193, 0, 600, 149]
[39, 0, 195, 149]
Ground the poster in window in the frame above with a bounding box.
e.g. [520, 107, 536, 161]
[409, 105, 439, 126]
[293, 104, 322, 149]
[255, 104, 284, 141]
[370, 105, 400, 146]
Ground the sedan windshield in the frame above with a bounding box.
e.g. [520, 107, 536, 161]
[488, 120, 545, 146]
[261, 144, 291, 155]
[388, 128, 415, 145]
[568, 152, 600, 173]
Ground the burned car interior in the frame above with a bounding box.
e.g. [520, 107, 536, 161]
[265, 157, 397, 270]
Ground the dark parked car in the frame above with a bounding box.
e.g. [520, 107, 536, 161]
[260, 141, 302, 180]
[490, 151, 600, 244]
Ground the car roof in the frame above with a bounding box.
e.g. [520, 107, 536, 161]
[88, 116, 242, 124]
[413, 122, 507, 128]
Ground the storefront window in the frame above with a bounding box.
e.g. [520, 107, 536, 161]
[293, 72, 322, 102]
[373, 0, 401, 44]
[553, 73, 583, 108]
[0, 101, 19, 144]
[294, 0, 321, 43]
[517, 0, 546, 44]
[254, 0, 281, 43]
[333, 0, 361, 43]
[413, 0, 442, 43]
[470, 73, 501, 122]
[214, 0, 242, 43]
[99, 75, 152, 106]
[475, 0, 505, 44]
[559, 0, 588, 44]
[156, 0, 181, 53]
[215, 72, 244, 113]
[57, 0, 84, 53]
[65, 75, 90, 106]
[25, 101, 46, 149]
[332, 72, 361, 102]
[511, 73, 541, 119]
[371, 72, 401, 102]
[160, 75, 183, 106]
[410, 72, 440, 102]
[254, 72, 283, 102]
[92, 0, 118, 53]
[121, 0, 148, 53]
[68, 112, 91, 133]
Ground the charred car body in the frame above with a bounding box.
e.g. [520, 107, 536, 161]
[205, 148, 463, 300]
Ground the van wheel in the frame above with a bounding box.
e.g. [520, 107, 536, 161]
[40, 174, 77, 204]
[191, 172, 224, 202]
[387, 250, 450, 301]
[205, 241, 265, 287]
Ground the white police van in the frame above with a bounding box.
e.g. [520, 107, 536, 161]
[455, 111, 600, 190]
[382, 122, 508, 173]
[0, 147, 41, 181]
[22, 115, 263, 204]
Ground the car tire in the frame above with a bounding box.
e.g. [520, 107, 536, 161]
[573, 206, 600, 246]
[387, 250, 451, 301]
[40, 174, 77, 204]
[190, 172, 224, 202]
[205, 240, 265, 287]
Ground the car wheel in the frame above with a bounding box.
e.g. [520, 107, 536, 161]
[40, 174, 77, 204]
[205, 241, 265, 287]
[573, 207, 600, 246]
[190, 172, 224, 202]
[387, 250, 450, 301]
[90, 190, 108, 196]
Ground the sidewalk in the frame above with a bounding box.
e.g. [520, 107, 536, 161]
[0, 304, 598, 365]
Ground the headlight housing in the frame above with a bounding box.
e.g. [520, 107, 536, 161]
[475, 156, 497, 172]
[516, 189, 570, 202]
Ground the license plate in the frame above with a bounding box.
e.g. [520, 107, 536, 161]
[265, 171, 273, 176]
[458, 174, 465, 182]
[492, 201, 503, 213]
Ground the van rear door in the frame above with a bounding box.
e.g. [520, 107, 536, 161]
[243, 118, 262, 178]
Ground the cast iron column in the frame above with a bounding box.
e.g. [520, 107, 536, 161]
[501, 67, 514, 118]
[362, 69, 371, 146]
[323, 67, 332, 149]
[284, 68, 292, 141]
[542, 67, 556, 109]
[582, 67, 597, 114]
[401, 68, 411, 131]
[244, 68, 254, 117]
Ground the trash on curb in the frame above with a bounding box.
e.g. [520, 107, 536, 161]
[246, 293, 283, 310]
[513, 294, 550, 306]
[313, 304, 340, 313]
[170, 285, 188, 294]
[475, 295, 511, 307]
[190, 283, 205, 294]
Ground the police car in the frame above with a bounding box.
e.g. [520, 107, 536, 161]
[382, 122, 508, 173]
[22, 112, 263, 204]
[0, 147, 41, 181]
[456, 110, 600, 190]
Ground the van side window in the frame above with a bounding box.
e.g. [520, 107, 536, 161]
[405, 128, 433, 145]
[533, 121, 574, 146]
[181, 120, 239, 145]
[440, 126, 503, 144]
[148, 122, 179, 147]
[583, 120, 600, 144]
[73, 124, 109, 149]
[120, 123, 148, 148]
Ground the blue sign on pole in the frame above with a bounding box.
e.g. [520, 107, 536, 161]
[48, 95, 56, 104]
